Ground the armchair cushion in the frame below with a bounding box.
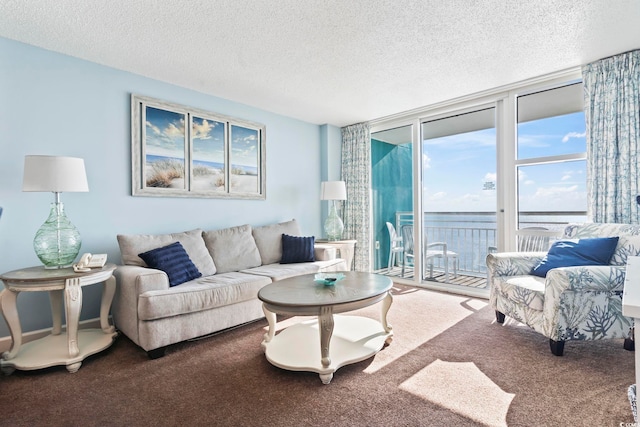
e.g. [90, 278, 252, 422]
[531, 237, 619, 278]
[138, 242, 202, 287]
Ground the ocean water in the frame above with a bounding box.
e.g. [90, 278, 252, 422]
[409, 212, 588, 274]
[146, 154, 258, 175]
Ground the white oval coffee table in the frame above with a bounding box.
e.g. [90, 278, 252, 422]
[258, 271, 393, 384]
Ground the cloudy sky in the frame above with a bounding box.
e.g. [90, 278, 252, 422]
[145, 106, 259, 168]
[422, 112, 586, 213]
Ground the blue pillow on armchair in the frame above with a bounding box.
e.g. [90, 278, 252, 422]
[531, 236, 619, 278]
[138, 241, 202, 286]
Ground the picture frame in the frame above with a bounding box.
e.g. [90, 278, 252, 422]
[131, 94, 266, 199]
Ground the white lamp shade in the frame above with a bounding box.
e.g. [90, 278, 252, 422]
[22, 155, 89, 192]
[320, 181, 347, 200]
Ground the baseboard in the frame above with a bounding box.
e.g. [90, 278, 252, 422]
[0, 316, 109, 353]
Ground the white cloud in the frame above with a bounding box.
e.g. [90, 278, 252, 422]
[534, 185, 578, 197]
[562, 131, 586, 143]
[192, 119, 215, 140]
[484, 172, 496, 182]
[423, 153, 431, 170]
[165, 122, 184, 137]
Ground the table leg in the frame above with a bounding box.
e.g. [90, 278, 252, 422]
[0, 289, 21, 360]
[100, 277, 116, 334]
[319, 306, 334, 368]
[340, 245, 355, 271]
[65, 277, 82, 357]
[261, 304, 276, 352]
[49, 290, 63, 335]
[381, 291, 394, 344]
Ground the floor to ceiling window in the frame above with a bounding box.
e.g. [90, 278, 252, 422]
[370, 70, 585, 298]
[515, 83, 587, 246]
[420, 107, 496, 289]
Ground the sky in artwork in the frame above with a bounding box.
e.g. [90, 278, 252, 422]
[422, 112, 587, 212]
[145, 106, 259, 167]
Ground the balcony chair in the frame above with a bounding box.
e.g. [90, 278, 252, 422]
[386, 222, 404, 272]
[401, 224, 458, 282]
[487, 223, 639, 356]
[488, 227, 553, 254]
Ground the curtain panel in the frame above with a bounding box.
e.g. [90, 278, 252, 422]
[582, 50, 640, 223]
[341, 122, 371, 271]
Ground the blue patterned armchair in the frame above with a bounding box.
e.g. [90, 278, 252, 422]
[486, 223, 640, 356]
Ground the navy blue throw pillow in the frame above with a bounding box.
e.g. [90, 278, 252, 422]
[138, 241, 202, 287]
[531, 236, 619, 278]
[281, 234, 315, 264]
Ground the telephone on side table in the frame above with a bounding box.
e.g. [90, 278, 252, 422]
[73, 253, 108, 272]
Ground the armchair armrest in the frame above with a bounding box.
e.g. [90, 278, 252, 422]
[427, 242, 448, 254]
[546, 265, 626, 293]
[486, 252, 546, 277]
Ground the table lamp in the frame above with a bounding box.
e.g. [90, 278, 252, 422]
[22, 155, 89, 268]
[320, 181, 347, 241]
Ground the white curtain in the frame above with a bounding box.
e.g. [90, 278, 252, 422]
[341, 122, 371, 271]
[582, 49, 640, 223]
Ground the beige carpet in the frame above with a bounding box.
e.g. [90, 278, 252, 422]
[0, 284, 635, 426]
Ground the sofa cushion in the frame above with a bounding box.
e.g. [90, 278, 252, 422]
[252, 219, 301, 265]
[531, 237, 619, 277]
[138, 242, 202, 287]
[203, 224, 262, 273]
[137, 272, 272, 321]
[281, 234, 315, 263]
[117, 228, 216, 276]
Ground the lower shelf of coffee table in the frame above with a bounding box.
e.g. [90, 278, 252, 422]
[263, 315, 392, 383]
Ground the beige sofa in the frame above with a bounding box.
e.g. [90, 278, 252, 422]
[112, 219, 346, 358]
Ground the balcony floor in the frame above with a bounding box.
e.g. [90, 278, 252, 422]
[374, 266, 487, 289]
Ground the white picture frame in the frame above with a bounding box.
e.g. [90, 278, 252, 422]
[131, 94, 266, 199]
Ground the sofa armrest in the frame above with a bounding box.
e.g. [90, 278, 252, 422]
[314, 244, 337, 261]
[112, 265, 170, 346]
[486, 252, 546, 277]
[114, 265, 170, 295]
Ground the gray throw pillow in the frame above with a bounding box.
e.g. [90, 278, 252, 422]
[203, 224, 262, 273]
[252, 219, 301, 265]
[117, 228, 216, 276]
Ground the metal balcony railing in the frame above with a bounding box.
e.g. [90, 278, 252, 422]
[393, 211, 585, 277]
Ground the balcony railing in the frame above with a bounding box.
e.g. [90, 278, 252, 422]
[392, 211, 585, 277]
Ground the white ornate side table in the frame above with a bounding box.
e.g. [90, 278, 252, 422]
[0, 264, 118, 374]
[315, 239, 357, 270]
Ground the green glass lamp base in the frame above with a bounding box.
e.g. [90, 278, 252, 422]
[33, 202, 82, 268]
[324, 203, 344, 241]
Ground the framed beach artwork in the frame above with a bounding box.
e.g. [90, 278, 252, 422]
[131, 94, 266, 199]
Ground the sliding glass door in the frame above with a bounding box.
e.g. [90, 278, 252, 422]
[371, 124, 414, 276]
[420, 107, 497, 290]
[369, 71, 585, 298]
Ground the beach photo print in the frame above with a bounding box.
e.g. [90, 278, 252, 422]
[131, 94, 265, 199]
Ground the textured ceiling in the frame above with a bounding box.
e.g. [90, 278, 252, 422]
[1, 0, 639, 126]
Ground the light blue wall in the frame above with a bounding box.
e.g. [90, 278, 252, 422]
[0, 37, 340, 336]
[319, 124, 342, 225]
